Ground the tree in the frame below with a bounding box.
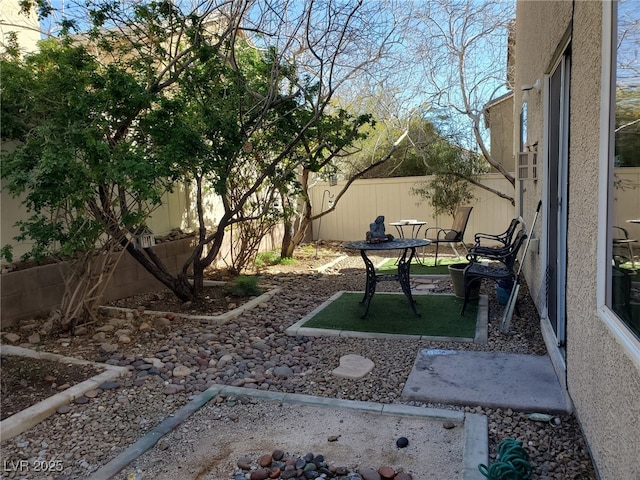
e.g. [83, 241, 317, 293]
[411, 139, 487, 217]
[402, 0, 516, 204]
[2, 0, 402, 302]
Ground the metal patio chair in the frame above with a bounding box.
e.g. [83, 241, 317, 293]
[423, 206, 473, 265]
[613, 226, 636, 267]
[468, 216, 525, 259]
[460, 226, 528, 315]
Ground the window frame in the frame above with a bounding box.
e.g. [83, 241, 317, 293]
[597, 1, 640, 365]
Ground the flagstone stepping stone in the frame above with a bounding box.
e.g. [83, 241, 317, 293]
[331, 354, 374, 379]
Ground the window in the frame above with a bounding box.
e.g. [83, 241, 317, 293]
[608, 0, 640, 340]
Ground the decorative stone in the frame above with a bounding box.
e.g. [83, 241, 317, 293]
[162, 385, 181, 395]
[28, 333, 40, 344]
[249, 468, 269, 480]
[378, 466, 395, 479]
[443, 421, 456, 429]
[154, 317, 171, 327]
[272, 449, 284, 461]
[268, 467, 281, 479]
[100, 343, 118, 353]
[395, 473, 413, 480]
[92, 332, 106, 342]
[273, 365, 294, 379]
[98, 381, 121, 390]
[172, 365, 191, 377]
[74, 396, 89, 404]
[4, 333, 20, 343]
[96, 325, 115, 332]
[74, 326, 88, 335]
[358, 467, 381, 480]
[84, 389, 99, 398]
[143, 357, 165, 369]
[396, 436, 409, 448]
[259, 454, 272, 467]
[331, 354, 374, 379]
[57, 405, 71, 414]
[237, 456, 253, 470]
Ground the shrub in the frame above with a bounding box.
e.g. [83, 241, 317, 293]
[229, 275, 262, 297]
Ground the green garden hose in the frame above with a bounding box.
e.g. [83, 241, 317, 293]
[478, 438, 533, 480]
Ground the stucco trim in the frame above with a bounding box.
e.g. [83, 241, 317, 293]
[596, 1, 640, 370]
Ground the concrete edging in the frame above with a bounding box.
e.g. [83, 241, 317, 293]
[100, 283, 282, 324]
[315, 255, 349, 273]
[0, 346, 129, 443]
[90, 385, 487, 480]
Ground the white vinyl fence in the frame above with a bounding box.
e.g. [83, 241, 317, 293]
[309, 174, 516, 243]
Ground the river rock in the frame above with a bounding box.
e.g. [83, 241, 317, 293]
[172, 365, 191, 377]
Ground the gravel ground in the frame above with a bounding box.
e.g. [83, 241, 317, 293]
[0, 251, 596, 479]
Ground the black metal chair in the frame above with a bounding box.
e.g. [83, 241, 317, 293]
[460, 227, 528, 315]
[471, 217, 524, 254]
[424, 206, 473, 265]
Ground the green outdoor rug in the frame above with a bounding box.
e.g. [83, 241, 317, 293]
[377, 258, 468, 276]
[301, 292, 479, 338]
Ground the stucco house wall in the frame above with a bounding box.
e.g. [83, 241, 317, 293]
[515, 2, 640, 479]
[485, 93, 515, 173]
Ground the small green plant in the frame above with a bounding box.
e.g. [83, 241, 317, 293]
[254, 250, 280, 267]
[254, 250, 297, 267]
[229, 275, 262, 297]
[0, 245, 13, 264]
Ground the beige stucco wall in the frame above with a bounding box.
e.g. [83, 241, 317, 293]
[487, 94, 515, 173]
[0, 0, 40, 53]
[516, 2, 640, 479]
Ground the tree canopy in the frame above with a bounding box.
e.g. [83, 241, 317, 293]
[1, 0, 396, 302]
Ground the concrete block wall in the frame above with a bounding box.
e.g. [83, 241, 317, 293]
[1, 237, 195, 328]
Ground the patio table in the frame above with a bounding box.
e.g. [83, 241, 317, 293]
[343, 238, 430, 318]
[389, 220, 428, 265]
[389, 220, 428, 239]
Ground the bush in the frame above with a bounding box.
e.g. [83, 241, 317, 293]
[254, 250, 296, 267]
[229, 275, 262, 297]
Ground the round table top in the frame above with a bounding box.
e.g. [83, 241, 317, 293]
[343, 238, 430, 251]
[389, 221, 427, 226]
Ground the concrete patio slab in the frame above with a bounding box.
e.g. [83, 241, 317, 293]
[402, 349, 572, 413]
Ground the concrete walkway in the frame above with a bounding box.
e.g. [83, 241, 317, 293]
[402, 349, 572, 413]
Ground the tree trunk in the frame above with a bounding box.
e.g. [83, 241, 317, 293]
[123, 242, 197, 302]
[280, 220, 294, 258]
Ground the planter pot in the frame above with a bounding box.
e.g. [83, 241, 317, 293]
[448, 263, 480, 299]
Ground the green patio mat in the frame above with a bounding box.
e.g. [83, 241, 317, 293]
[377, 257, 468, 276]
[302, 292, 478, 338]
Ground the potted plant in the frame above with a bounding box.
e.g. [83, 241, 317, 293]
[448, 263, 480, 300]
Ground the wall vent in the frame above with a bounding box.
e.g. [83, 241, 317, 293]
[517, 151, 538, 180]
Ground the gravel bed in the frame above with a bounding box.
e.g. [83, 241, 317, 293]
[0, 252, 596, 479]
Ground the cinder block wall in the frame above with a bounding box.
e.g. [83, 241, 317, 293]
[1, 237, 194, 328]
[1, 225, 285, 329]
